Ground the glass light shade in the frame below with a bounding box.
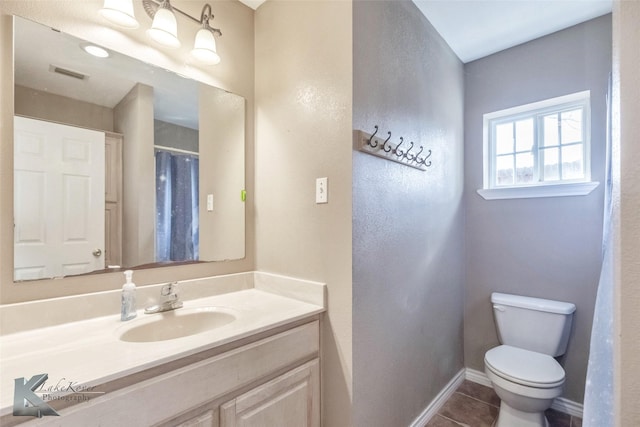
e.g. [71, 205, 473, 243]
[100, 0, 139, 29]
[147, 7, 180, 48]
[191, 28, 221, 65]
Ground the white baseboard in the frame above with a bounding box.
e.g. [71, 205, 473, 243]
[408, 368, 466, 427]
[465, 367, 492, 387]
[464, 368, 584, 419]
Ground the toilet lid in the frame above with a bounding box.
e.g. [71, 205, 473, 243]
[485, 345, 565, 388]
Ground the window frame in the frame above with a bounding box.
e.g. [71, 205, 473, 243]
[478, 91, 599, 200]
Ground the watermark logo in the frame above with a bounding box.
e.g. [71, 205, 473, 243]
[13, 374, 59, 418]
[13, 374, 105, 418]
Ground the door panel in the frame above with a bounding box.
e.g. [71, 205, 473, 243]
[14, 116, 105, 280]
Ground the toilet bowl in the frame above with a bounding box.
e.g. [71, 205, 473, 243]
[485, 345, 565, 427]
[485, 293, 575, 427]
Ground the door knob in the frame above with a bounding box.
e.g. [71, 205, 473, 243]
[92, 248, 103, 257]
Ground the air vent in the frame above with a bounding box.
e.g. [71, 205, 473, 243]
[49, 65, 88, 81]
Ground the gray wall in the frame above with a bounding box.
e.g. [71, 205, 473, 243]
[464, 15, 612, 403]
[154, 120, 198, 153]
[352, 1, 465, 426]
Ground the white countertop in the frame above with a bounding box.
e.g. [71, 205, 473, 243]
[0, 284, 325, 416]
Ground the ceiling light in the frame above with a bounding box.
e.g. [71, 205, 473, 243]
[147, 0, 180, 48]
[81, 43, 110, 58]
[100, 0, 139, 29]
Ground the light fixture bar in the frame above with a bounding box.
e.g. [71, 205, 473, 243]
[142, 0, 222, 36]
[100, 0, 223, 65]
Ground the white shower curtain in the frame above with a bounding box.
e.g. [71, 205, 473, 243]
[583, 75, 614, 427]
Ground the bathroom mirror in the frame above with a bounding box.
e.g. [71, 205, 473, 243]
[12, 16, 245, 281]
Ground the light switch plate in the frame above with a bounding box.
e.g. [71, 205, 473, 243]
[207, 194, 214, 211]
[316, 177, 328, 204]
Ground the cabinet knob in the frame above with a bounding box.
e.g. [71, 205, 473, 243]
[93, 248, 103, 257]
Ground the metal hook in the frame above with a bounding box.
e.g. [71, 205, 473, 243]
[404, 142, 415, 160]
[368, 126, 379, 148]
[382, 132, 392, 153]
[412, 146, 424, 163]
[417, 149, 432, 166]
[395, 137, 405, 157]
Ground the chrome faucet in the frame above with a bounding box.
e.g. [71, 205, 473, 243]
[144, 282, 184, 314]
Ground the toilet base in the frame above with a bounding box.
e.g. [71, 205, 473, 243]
[495, 401, 549, 427]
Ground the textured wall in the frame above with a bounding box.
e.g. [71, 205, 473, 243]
[352, 1, 465, 426]
[254, 1, 353, 426]
[114, 83, 156, 267]
[15, 85, 115, 132]
[464, 15, 612, 403]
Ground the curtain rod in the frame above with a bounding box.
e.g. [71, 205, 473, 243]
[154, 145, 199, 156]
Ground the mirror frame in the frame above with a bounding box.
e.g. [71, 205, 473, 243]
[0, 3, 255, 304]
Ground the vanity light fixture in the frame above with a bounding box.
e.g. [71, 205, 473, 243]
[147, 0, 180, 48]
[190, 4, 221, 65]
[99, 0, 140, 29]
[99, 0, 222, 64]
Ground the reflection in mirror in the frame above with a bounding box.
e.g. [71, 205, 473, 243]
[13, 16, 245, 282]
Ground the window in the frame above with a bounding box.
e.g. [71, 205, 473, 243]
[478, 91, 599, 200]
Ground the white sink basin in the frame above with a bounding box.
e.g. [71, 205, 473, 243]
[118, 307, 237, 342]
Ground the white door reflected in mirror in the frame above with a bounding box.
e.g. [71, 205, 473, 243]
[14, 116, 106, 280]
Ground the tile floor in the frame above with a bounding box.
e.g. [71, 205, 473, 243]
[426, 380, 582, 427]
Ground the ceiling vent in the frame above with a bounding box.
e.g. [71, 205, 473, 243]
[49, 64, 88, 81]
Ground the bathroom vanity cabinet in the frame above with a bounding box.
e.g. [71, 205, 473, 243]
[1, 274, 326, 427]
[168, 359, 319, 427]
[156, 320, 320, 427]
[9, 318, 320, 427]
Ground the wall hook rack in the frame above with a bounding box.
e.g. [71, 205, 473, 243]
[355, 126, 432, 171]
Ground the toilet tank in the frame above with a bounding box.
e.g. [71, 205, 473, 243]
[491, 292, 576, 357]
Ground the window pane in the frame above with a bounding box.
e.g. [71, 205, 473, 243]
[562, 144, 585, 180]
[515, 152, 534, 184]
[495, 123, 513, 155]
[515, 119, 534, 152]
[496, 154, 514, 186]
[541, 147, 559, 181]
[561, 109, 583, 144]
[543, 114, 559, 147]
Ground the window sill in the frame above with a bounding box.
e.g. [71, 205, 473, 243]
[477, 181, 600, 200]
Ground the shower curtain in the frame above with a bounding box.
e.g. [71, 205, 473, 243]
[155, 150, 200, 262]
[583, 75, 614, 426]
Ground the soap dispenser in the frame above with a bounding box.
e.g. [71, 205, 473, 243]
[121, 270, 137, 321]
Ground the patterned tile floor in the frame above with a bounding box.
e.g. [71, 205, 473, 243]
[426, 380, 583, 427]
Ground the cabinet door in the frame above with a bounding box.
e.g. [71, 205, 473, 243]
[168, 408, 218, 427]
[220, 359, 319, 427]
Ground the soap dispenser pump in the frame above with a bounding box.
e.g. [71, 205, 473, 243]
[121, 270, 137, 321]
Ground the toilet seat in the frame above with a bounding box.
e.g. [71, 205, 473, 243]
[485, 345, 565, 388]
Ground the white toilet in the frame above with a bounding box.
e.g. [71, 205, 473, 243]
[484, 292, 576, 427]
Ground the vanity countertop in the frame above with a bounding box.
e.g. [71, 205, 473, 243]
[0, 273, 325, 417]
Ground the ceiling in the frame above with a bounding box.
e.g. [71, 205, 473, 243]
[240, 0, 612, 63]
[412, 0, 612, 63]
